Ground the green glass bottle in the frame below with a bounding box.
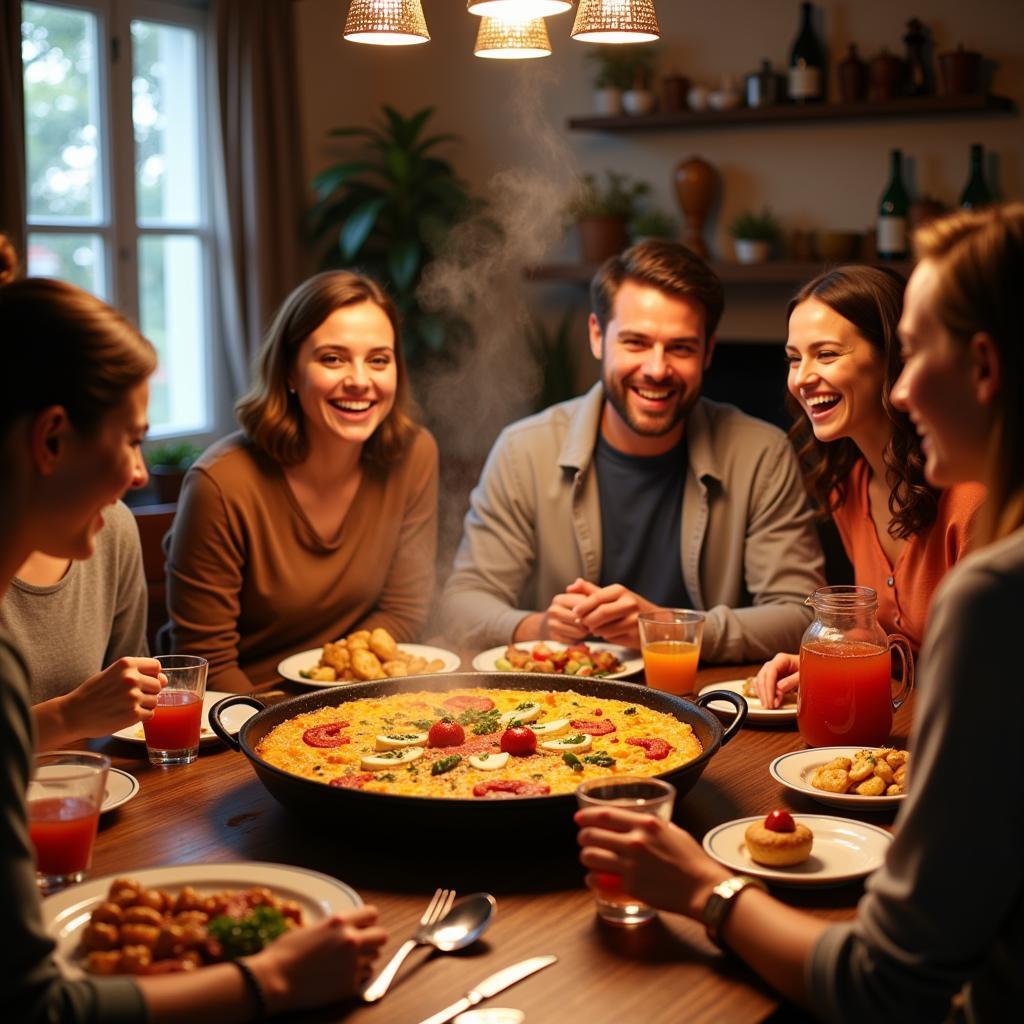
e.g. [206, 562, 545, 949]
[960, 144, 993, 209]
[876, 149, 909, 261]
[788, 2, 824, 103]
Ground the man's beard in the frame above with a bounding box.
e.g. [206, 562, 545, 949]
[602, 373, 697, 437]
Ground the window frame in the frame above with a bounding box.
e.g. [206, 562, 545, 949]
[23, 0, 222, 443]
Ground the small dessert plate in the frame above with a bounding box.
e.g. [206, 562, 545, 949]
[101, 767, 139, 814]
[703, 814, 892, 886]
[698, 679, 797, 721]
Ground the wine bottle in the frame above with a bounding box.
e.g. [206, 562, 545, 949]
[960, 144, 993, 209]
[788, 2, 824, 103]
[877, 149, 909, 260]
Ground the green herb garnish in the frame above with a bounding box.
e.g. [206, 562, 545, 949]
[584, 752, 616, 767]
[412, 719, 433, 730]
[563, 734, 586, 745]
[431, 754, 462, 776]
[384, 733, 423, 741]
[208, 906, 288, 958]
[563, 752, 584, 772]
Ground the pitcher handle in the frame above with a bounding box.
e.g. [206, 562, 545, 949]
[886, 633, 914, 710]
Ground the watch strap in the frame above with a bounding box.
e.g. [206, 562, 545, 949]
[702, 874, 768, 947]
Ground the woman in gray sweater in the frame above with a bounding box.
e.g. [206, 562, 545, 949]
[576, 203, 1024, 1022]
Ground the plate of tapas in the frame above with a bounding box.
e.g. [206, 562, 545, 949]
[698, 678, 798, 721]
[769, 746, 909, 809]
[471, 641, 642, 680]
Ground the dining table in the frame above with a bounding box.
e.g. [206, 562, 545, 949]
[78, 661, 913, 1024]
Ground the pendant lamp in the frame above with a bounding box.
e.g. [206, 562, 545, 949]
[571, 0, 660, 44]
[474, 16, 552, 59]
[343, 0, 430, 46]
[467, 2, 572, 16]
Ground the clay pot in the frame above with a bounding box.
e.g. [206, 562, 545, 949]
[661, 75, 690, 112]
[938, 45, 982, 96]
[869, 50, 905, 101]
[673, 157, 718, 259]
[838, 44, 868, 103]
[577, 216, 628, 263]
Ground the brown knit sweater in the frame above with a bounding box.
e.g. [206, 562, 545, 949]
[165, 429, 438, 691]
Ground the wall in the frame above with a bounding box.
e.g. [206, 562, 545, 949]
[294, 0, 1023, 345]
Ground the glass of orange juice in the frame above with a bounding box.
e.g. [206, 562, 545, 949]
[29, 751, 110, 893]
[638, 609, 706, 695]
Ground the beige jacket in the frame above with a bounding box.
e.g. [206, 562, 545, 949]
[440, 384, 824, 662]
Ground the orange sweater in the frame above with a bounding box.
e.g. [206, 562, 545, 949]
[831, 459, 984, 650]
[166, 429, 438, 691]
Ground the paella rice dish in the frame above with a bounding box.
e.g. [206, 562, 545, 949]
[255, 687, 703, 798]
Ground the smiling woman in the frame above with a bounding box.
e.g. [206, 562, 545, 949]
[165, 271, 439, 693]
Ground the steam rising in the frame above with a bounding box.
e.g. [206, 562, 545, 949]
[416, 64, 581, 463]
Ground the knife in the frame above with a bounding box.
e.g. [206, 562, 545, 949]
[414, 955, 558, 1024]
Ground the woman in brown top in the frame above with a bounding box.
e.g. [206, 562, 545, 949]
[166, 271, 439, 691]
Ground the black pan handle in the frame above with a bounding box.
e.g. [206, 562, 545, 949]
[695, 690, 748, 745]
[209, 694, 264, 750]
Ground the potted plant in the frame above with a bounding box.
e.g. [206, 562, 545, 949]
[728, 208, 781, 264]
[630, 207, 676, 244]
[309, 106, 487, 367]
[586, 46, 655, 116]
[622, 52, 658, 116]
[570, 171, 651, 263]
[146, 442, 203, 504]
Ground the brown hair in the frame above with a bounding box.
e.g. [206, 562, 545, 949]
[785, 264, 938, 540]
[590, 239, 725, 342]
[913, 203, 1024, 541]
[236, 271, 417, 470]
[0, 235, 156, 444]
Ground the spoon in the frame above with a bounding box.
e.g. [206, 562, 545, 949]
[362, 892, 497, 1002]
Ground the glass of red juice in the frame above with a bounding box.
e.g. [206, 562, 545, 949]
[144, 655, 208, 765]
[29, 751, 110, 893]
[797, 586, 914, 748]
[575, 777, 676, 925]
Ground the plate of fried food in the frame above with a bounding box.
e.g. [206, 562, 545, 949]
[42, 862, 362, 978]
[698, 677, 797, 721]
[471, 641, 641, 679]
[770, 746, 909, 809]
[277, 627, 460, 687]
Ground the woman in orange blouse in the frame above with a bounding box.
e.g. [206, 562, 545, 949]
[755, 265, 983, 707]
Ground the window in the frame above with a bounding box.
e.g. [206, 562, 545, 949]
[22, 0, 214, 438]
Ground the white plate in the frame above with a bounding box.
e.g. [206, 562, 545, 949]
[42, 861, 363, 977]
[101, 768, 139, 814]
[770, 746, 907, 809]
[112, 690, 256, 746]
[698, 679, 798, 721]
[472, 641, 643, 680]
[278, 644, 462, 687]
[703, 814, 892, 886]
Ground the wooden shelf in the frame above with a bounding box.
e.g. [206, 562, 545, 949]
[568, 93, 1016, 133]
[528, 259, 915, 287]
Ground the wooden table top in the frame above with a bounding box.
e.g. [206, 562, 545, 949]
[81, 664, 912, 1024]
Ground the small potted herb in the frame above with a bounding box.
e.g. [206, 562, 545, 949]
[570, 171, 651, 263]
[146, 442, 203, 503]
[586, 46, 655, 116]
[629, 207, 676, 244]
[728, 207, 781, 264]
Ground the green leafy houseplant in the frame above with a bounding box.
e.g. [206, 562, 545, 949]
[571, 172, 651, 221]
[309, 106, 482, 365]
[630, 208, 676, 242]
[586, 45, 656, 91]
[146, 442, 203, 504]
[527, 310, 579, 413]
[728, 207, 782, 242]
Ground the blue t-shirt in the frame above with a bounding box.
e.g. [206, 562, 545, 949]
[594, 433, 692, 608]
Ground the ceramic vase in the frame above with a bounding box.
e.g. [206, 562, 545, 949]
[734, 239, 770, 264]
[673, 157, 718, 259]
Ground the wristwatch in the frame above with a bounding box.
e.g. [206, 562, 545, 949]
[702, 875, 767, 947]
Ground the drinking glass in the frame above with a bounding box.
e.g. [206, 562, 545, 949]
[144, 654, 208, 765]
[576, 777, 676, 925]
[29, 751, 110, 893]
[638, 610, 706, 694]
[798, 586, 913, 747]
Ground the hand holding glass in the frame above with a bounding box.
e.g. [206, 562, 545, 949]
[638, 610, 706, 695]
[29, 751, 110, 893]
[575, 777, 676, 925]
[143, 655, 208, 765]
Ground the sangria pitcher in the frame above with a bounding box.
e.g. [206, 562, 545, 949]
[798, 586, 913, 748]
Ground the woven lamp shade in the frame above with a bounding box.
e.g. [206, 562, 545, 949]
[474, 16, 552, 59]
[467, 2, 572, 16]
[343, 0, 430, 45]
[571, 0, 660, 43]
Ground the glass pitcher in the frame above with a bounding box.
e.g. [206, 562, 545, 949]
[797, 585, 913, 748]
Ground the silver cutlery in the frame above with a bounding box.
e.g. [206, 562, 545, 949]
[414, 955, 558, 1024]
[364, 887, 489, 1002]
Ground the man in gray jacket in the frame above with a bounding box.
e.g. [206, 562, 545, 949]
[440, 240, 824, 662]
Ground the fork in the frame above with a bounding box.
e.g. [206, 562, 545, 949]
[362, 887, 457, 1003]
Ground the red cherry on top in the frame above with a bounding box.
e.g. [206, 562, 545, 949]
[763, 809, 796, 833]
